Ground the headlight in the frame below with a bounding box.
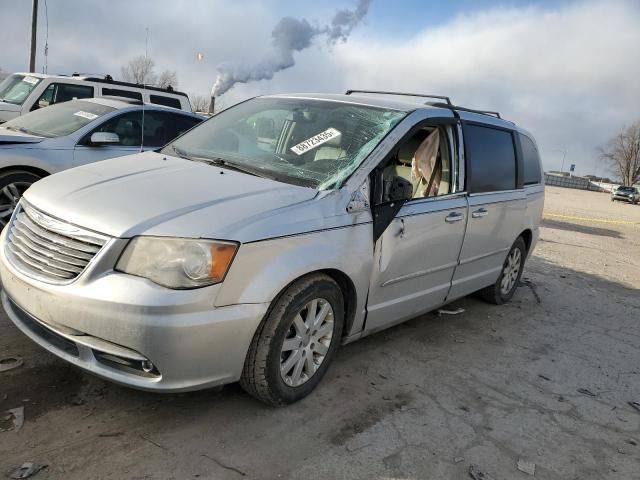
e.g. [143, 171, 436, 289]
[115, 237, 238, 289]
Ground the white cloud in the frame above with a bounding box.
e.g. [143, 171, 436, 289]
[329, 1, 640, 176]
[1, 0, 638, 176]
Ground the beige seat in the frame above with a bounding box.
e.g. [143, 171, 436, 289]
[412, 129, 441, 197]
[313, 134, 346, 161]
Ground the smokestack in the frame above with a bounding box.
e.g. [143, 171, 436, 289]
[211, 0, 371, 97]
[208, 96, 215, 115]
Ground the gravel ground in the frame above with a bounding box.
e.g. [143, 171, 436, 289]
[1, 186, 639, 480]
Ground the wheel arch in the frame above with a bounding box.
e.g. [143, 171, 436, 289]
[254, 268, 359, 340]
[519, 228, 533, 254]
[317, 268, 358, 338]
[0, 165, 51, 179]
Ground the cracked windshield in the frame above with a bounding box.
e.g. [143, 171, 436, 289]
[164, 98, 405, 189]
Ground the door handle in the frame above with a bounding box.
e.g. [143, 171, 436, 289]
[445, 212, 464, 223]
[472, 208, 488, 218]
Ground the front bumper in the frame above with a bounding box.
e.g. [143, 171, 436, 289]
[612, 194, 636, 202]
[0, 237, 268, 392]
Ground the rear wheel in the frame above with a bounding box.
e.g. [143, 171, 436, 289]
[479, 237, 527, 305]
[240, 273, 344, 406]
[0, 170, 42, 228]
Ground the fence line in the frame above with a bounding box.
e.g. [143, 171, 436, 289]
[543, 174, 614, 192]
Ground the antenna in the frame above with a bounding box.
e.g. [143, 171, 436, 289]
[140, 27, 149, 153]
[42, 0, 49, 74]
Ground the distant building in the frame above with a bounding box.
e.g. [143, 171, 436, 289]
[547, 170, 570, 177]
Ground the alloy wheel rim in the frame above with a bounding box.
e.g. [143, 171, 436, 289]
[280, 298, 334, 387]
[500, 248, 522, 295]
[0, 182, 31, 227]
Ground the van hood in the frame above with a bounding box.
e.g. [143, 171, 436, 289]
[0, 127, 44, 144]
[0, 102, 21, 113]
[24, 151, 319, 240]
[0, 103, 21, 123]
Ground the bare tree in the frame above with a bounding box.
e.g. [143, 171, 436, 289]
[189, 93, 210, 112]
[157, 69, 178, 89]
[121, 55, 156, 85]
[598, 122, 640, 186]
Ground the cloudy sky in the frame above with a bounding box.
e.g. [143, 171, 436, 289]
[1, 0, 639, 177]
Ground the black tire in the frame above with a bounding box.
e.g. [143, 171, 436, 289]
[240, 273, 344, 406]
[0, 170, 42, 228]
[479, 236, 527, 305]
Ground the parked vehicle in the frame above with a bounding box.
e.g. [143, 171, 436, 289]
[0, 91, 544, 405]
[0, 72, 192, 123]
[0, 97, 203, 226]
[611, 185, 639, 204]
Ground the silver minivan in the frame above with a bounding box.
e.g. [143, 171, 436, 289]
[0, 91, 544, 405]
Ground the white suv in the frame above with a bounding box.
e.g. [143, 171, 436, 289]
[0, 73, 192, 123]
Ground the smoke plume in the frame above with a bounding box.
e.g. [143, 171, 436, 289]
[212, 0, 372, 97]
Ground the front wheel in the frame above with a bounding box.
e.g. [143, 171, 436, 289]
[240, 273, 344, 406]
[0, 170, 42, 228]
[479, 237, 527, 305]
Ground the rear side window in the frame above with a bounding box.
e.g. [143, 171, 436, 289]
[102, 88, 142, 101]
[519, 134, 542, 185]
[465, 124, 516, 193]
[150, 95, 181, 109]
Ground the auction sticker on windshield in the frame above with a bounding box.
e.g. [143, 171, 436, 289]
[22, 76, 39, 85]
[74, 111, 98, 120]
[290, 128, 341, 156]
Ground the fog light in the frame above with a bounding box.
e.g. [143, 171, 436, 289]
[141, 360, 154, 373]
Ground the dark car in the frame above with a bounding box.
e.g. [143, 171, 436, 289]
[611, 186, 639, 204]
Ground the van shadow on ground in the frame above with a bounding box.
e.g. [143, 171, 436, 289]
[1, 255, 639, 480]
[541, 217, 623, 238]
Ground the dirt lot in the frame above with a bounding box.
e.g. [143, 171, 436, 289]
[1, 186, 639, 480]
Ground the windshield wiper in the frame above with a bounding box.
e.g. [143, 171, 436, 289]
[193, 156, 268, 178]
[171, 145, 193, 160]
[3, 125, 30, 134]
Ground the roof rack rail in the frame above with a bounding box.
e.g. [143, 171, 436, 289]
[65, 73, 186, 97]
[345, 89, 452, 105]
[427, 102, 502, 119]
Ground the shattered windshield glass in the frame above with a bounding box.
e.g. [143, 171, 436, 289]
[0, 74, 42, 105]
[162, 97, 406, 189]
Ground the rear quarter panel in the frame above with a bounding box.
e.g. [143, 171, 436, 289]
[523, 184, 544, 256]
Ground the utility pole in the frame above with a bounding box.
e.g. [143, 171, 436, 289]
[29, 0, 39, 72]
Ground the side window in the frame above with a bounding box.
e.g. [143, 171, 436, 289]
[139, 112, 201, 147]
[465, 124, 516, 193]
[33, 83, 93, 110]
[102, 88, 142, 101]
[149, 95, 181, 109]
[90, 111, 143, 146]
[519, 133, 542, 185]
[32, 84, 55, 110]
[382, 126, 453, 200]
[168, 114, 201, 140]
[86, 111, 201, 148]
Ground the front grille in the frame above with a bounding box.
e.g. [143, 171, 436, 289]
[5, 203, 108, 283]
